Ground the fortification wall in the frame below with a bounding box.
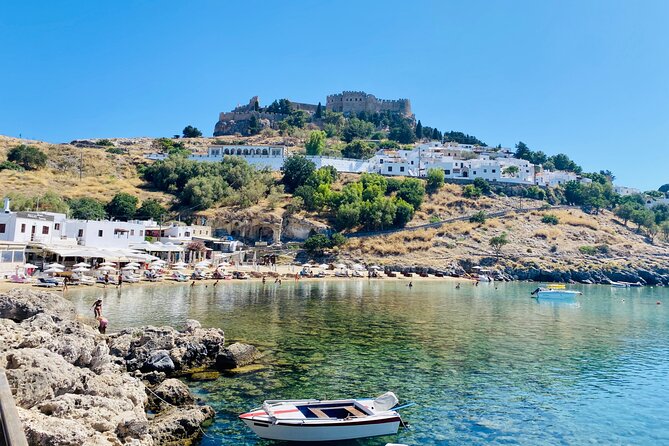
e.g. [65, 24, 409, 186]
[326, 91, 412, 116]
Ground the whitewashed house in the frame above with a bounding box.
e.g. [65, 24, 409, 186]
[0, 199, 68, 245]
[147, 145, 287, 170]
[64, 220, 147, 249]
[614, 185, 641, 196]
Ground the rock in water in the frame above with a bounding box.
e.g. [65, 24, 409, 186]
[215, 342, 259, 370]
[141, 350, 175, 373]
[149, 405, 215, 445]
[150, 379, 195, 408]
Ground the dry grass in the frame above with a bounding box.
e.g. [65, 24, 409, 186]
[533, 228, 563, 240]
[552, 210, 600, 231]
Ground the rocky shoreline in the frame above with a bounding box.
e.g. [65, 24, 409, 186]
[0, 289, 259, 445]
[385, 261, 669, 286]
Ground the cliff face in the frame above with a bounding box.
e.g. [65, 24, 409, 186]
[0, 289, 237, 446]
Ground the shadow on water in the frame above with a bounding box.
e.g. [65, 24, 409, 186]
[65, 281, 669, 445]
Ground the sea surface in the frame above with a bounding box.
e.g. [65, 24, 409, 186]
[66, 280, 669, 445]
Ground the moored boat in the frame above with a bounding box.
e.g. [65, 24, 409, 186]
[531, 284, 582, 299]
[240, 392, 402, 442]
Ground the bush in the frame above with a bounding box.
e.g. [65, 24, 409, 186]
[305, 130, 326, 155]
[137, 199, 167, 221]
[304, 233, 346, 255]
[0, 161, 24, 172]
[463, 185, 482, 198]
[469, 211, 487, 223]
[182, 126, 202, 138]
[342, 140, 376, 159]
[282, 156, 316, 192]
[541, 214, 559, 225]
[579, 245, 609, 255]
[397, 178, 425, 210]
[426, 168, 445, 194]
[105, 147, 124, 155]
[96, 139, 114, 147]
[393, 198, 415, 227]
[7, 145, 47, 170]
[473, 178, 491, 195]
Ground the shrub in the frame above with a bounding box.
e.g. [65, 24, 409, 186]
[282, 156, 316, 192]
[473, 178, 491, 195]
[182, 125, 202, 138]
[463, 185, 482, 198]
[426, 168, 445, 194]
[106, 193, 138, 221]
[469, 211, 487, 223]
[397, 178, 425, 210]
[105, 147, 124, 155]
[304, 233, 346, 255]
[578, 245, 609, 255]
[96, 139, 114, 147]
[305, 130, 326, 155]
[137, 199, 167, 221]
[7, 145, 47, 170]
[489, 233, 509, 256]
[68, 197, 106, 220]
[541, 214, 559, 225]
[0, 161, 24, 172]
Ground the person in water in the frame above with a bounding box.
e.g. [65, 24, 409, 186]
[408, 281, 413, 288]
[92, 299, 103, 318]
[456, 283, 461, 289]
[97, 316, 108, 334]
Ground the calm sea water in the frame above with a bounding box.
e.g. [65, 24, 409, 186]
[66, 280, 669, 445]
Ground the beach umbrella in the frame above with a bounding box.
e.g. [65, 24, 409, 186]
[99, 261, 116, 267]
[352, 264, 366, 271]
[335, 263, 346, 269]
[369, 265, 382, 270]
[173, 262, 188, 268]
[125, 262, 141, 268]
[98, 265, 116, 271]
[301, 263, 312, 268]
[48, 263, 65, 269]
[43, 267, 63, 273]
[122, 265, 137, 270]
[23, 263, 38, 269]
[72, 267, 90, 273]
[149, 264, 163, 270]
[73, 262, 90, 268]
[172, 265, 186, 270]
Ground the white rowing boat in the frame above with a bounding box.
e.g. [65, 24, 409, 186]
[240, 392, 402, 442]
[531, 284, 582, 299]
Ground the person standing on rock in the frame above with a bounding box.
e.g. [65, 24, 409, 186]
[97, 316, 108, 334]
[92, 299, 103, 318]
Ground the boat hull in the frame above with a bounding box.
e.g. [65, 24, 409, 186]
[537, 290, 580, 299]
[241, 416, 401, 442]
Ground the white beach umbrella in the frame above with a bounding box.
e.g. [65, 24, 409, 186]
[173, 262, 188, 268]
[125, 262, 141, 268]
[99, 261, 116, 267]
[43, 267, 63, 273]
[352, 264, 365, 271]
[319, 264, 330, 269]
[335, 263, 346, 269]
[73, 262, 90, 268]
[48, 263, 65, 269]
[72, 267, 90, 273]
[23, 263, 38, 269]
[98, 265, 116, 271]
[122, 265, 137, 270]
[302, 263, 312, 268]
[172, 265, 186, 270]
[149, 264, 163, 270]
[369, 265, 382, 270]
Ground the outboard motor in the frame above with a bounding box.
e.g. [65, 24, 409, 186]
[373, 392, 399, 412]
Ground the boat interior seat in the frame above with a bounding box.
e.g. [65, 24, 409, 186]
[309, 408, 329, 419]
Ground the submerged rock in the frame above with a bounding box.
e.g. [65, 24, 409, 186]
[0, 289, 76, 322]
[148, 405, 215, 446]
[215, 342, 260, 370]
[149, 379, 194, 409]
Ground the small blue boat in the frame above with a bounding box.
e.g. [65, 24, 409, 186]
[531, 284, 582, 299]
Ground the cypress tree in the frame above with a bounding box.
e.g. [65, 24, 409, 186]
[415, 120, 423, 139]
[315, 102, 323, 119]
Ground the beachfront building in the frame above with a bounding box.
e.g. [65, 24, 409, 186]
[0, 241, 28, 277]
[64, 220, 147, 249]
[614, 185, 641, 196]
[0, 199, 68, 245]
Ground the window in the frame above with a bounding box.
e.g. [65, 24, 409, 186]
[484, 169, 487, 173]
[410, 161, 414, 165]
[380, 159, 384, 164]
[20, 224, 25, 233]
[473, 171, 477, 175]
[400, 166, 405, 172]
[12, 251, 24, 263]
[388, 166, 393, 172]
[492, 169, 496, 173]
[1, 251, 11, 263]
[0, 224, 5, 233]
[98, 230, 103, 237]
[42, 226, 49, 235]
[444, 170, 451, 175]
[130, 229, 135, 236]
[77, 229, 84, 237]
[54, 223, 60, 230]
[140, 230, 144, 236]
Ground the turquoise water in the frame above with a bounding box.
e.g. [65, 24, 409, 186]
[66, 280, 669, 445]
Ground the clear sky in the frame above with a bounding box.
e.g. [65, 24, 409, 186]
[1, 0, 667, 190]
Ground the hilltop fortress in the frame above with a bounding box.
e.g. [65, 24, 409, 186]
[213, 91, 412, 136]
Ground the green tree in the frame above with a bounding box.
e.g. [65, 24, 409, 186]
[393, 198, 414, 227]
[182, 126, 202, 138]
[335, 202, 362, 230]
[342, 140, 376, 159]
[68, 197, 106, 220]
[305, 130, 326, 156]
[463, 184, 482, 198]
[415, 120, 423, 139]
[304, 234, 331, 255]
[541, 214, 559, 225]
[282, 156, 316, 192]
[502, 165, 520, 177]
[659, 184, 669, 194]
[247, 115, 261, 135]
[426, 168, 445, 194]
[315, 102, 323, 119]
[431, 128, 442, 141]
[469, 211, 487, 223]
[614, 203, 638, 227]
[7, 145, 47, 170]
[550, 153, 582, 173]
[137, 199, 167, 221]
[397, 178, 425, 209]
[489, 232, 509, 256]
[266, 99, 293, 115]
[342, 118, 375, 142]
[361, 197, 397, 231]
[181, 177, 227, 210]
[661, 221, 669, 241]
[473, 178, 491, 195]
[631, 208, 655, 232]
[388, 122, 417, 144]
[514, 142, 532, 160]
[106, 193, 138, 221]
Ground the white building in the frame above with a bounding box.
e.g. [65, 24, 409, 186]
[0, 199, 68, 245]
[159, 223, 212, 244]
[64, 220, 147, 249]
[147, 145, 286, 170]
[535, 170, 579, 187]
[645, 197, 669, 209]
[614, 185, 641, 196]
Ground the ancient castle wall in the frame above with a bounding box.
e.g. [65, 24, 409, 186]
[326, 91, 412, 116]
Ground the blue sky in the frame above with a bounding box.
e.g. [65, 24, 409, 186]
[1, 0, 667, 190]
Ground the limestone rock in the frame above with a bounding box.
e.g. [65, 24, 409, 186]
[149, 379, 194, 409]
[148, 405, 215, 446]
[215, 342, 259, 370]
[0, 289, 75, 322]
[3, 348, 91, 409]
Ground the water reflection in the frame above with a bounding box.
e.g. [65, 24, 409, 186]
[66, 281, 669, 445]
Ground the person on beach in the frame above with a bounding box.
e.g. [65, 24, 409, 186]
[92, 299, 103, 318]
[117, 273, 123, 288]
[104, 273, 109, 288]
[63, 276, 69, 291]
[97, 316, 108, 334]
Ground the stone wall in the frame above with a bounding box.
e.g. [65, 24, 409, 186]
[326, 91, 412, 117]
